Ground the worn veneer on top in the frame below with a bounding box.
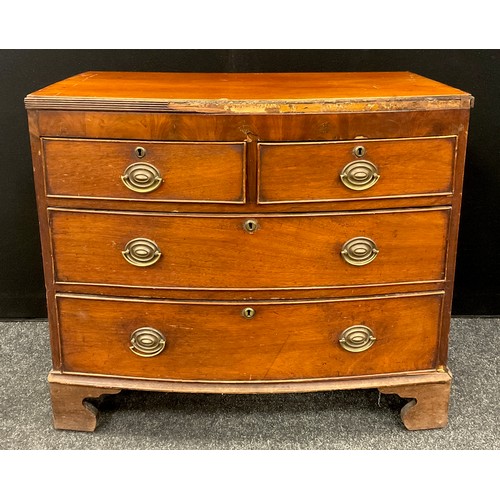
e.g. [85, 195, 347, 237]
[25, 71, 472, 113]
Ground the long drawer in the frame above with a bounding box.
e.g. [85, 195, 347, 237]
[57, 293, 443, 381]
[50, 208, 450, 290]
[258, 136, 456, 203]
[42, 138, 246, 204]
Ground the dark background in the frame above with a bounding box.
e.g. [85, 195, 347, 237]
[1, 49, 498, 318]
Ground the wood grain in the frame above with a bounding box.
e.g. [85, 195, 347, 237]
[35, 109, 469, 142]
[26, 110, 63, 370]
[436, 115, 471, 367]
[49, 208, 450, 289]
[48, 368, 452, 395]
[43, 138, 246, 203]
[56, 292, 443, 381]
[49, 382, 121, 431]
[258, 136, 455, 203]
[379, 377, 452, 430]
[25, 71, 473, 113]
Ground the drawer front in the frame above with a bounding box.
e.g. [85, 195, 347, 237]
[57, 293, 443, 380]
[258, 136, 456, 203]
[43, 139, 246, 203]
[50, 208, 449, 289]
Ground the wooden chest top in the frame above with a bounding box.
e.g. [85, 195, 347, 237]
[25, 71, 473, 113]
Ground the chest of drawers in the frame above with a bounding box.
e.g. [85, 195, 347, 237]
[25, 71, 473, 432]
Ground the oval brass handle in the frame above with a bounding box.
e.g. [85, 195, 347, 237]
[121, 162, 162, 193]
[341, 237, 379, 266]
[340, 160, 380, 191]
[122, 238, 162, 267]
[339, 325, 376, 352]
[130, 327, 166, 357]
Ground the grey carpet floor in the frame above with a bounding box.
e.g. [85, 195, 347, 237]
[0, 318, 498, 450]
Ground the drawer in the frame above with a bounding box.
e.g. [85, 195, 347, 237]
[42, 139, 246, 204]
[57, 293, 443, 380]
[50, 208, 449, 289]
[258, 136, 456, 203]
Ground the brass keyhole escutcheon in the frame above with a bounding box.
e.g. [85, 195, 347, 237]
[243, 219, 258, 233]
[353, 145, 366, 158]
[242, 307, 256, 319]
[135, 146, 147, 158]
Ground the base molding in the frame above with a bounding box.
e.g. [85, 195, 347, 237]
[48, 369, 452, 432]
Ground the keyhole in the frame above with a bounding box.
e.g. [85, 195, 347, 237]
[353, 145, 366, 158]
[135, 146, 146, 158]
[244, 219, 258, 233]
[242, 307, 255, 319]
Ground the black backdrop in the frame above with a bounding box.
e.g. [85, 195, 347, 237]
[1, 49, 498, 318]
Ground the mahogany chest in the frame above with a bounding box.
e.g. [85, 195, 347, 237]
[25, 72, 473, 431]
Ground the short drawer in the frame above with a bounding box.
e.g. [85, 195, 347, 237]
[57, 293, 443, 380]
[258, 136, 456, 203]
[50, 207, 449, 289]
[42, 138, 246, 203]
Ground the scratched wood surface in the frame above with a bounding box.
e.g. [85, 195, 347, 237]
[25, 71, 473, 113]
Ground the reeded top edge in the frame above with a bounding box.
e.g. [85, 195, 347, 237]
[25, 71, 474, 114]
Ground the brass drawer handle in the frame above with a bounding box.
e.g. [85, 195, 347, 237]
[339, 325, 376, 352]
[340, 160, 380, 191]
[122, 238, 162, 267]
[121, 162, 163, 193]
[130, 327, 166, 357]
[341, 237, 379, 266]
